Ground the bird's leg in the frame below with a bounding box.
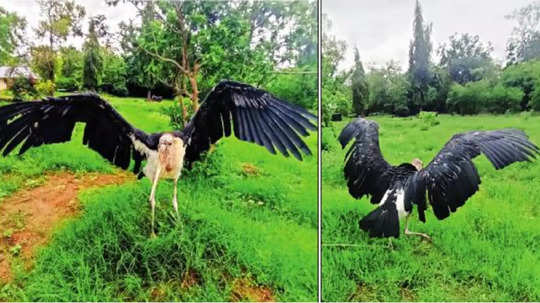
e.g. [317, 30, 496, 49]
[172, 176, 179, 218]
[149, 166, 161, 237]
[404, 215, 431, 242]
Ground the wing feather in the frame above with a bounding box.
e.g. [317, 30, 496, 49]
[0, 93, 158, 174]
[182, 80, 316, 166]
[406, 129, 539, 221]
[338, 118, 393, 204]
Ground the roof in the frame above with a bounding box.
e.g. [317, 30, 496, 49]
[0, 66, 39, 79]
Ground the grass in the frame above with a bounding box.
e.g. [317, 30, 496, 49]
[0, 94, 317, 301]
[322, 114, 540, 301]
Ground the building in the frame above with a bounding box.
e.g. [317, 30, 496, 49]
[0, 66, 39, 91]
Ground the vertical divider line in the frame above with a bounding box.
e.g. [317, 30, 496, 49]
[317, 0, 322, 301]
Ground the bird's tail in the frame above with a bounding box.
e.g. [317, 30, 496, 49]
[359, 202, 400, 238]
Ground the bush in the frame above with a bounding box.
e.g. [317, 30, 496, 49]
[162, 97, 195, 130]
[530, 83, 540, 111]
[10, 77, 37, 101]
[321, 127, 338, 151]
[484, 84, 523, 114]
[418, 111, 439, 130]
[56, 76, 80, 91]
[35, 80, 56, 97]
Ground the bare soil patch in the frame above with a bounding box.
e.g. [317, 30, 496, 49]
[0, 171, 133, 282]
[231, 278, 274, 302]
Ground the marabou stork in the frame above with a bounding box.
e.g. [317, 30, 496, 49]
[338, 118, 539, 240]
[0, 81, 317, 236]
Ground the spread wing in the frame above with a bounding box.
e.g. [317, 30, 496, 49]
[406, 129, 539, 221]
[0, 93, 159, 174]
[338, 118, 393, 204]
[182, 80, 317, 166]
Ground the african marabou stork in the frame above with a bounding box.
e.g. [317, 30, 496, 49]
[0, 81, 317, 236]
[338, 118, 539, 240]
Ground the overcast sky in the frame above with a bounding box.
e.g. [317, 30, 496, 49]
[324, 0, 535, 71]
[0, 0, 138, 50]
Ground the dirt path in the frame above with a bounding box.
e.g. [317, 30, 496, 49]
[0, 171, 134, 283]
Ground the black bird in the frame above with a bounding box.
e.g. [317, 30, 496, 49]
[338, 117, 539, 240]
[0, 80, 317, 236]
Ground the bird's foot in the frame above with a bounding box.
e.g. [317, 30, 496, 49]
[405, 229, 432, 242]
[150, 231, 157, 238]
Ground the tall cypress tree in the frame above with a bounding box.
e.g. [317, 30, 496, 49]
[408, 0, 432, 112]
[82, 17, 103, 91]
[351, 47, 369, 116]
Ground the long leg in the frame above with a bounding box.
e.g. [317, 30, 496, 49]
[172, 176, 179, 217]
[149, 165, 161, 237]
[404, 215, 431, 241]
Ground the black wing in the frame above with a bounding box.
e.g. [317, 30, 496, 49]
[338, 118, 393, 204]
[406, 129, 539, 221]
[0, 93, 159, 174]
[181, 80, 317, 166]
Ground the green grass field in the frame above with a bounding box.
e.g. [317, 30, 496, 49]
[322, 114, 540, 301]
[0, 94, 317, 301]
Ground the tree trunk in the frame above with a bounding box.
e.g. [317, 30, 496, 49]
[147, 90, 152, 101]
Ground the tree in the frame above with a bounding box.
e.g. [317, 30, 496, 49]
[506, 1, 540, 64]
[82, 16, 103, 91]
[322, 14, 350, 125]
[35, 0, 86, 51]
[0, 7, 27, 65]
[351, 48, 369, 116]
[33, 0, 85, 81]
[31, 45, 57, 81]
[408, 0, 432, 112]
[57, 46, 83, 90]
[438, 33, 495, 84]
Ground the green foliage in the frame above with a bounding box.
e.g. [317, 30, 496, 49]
[0, 7, 26, 65]
[100, 49, 128, 96]
[34, 80, 56, 97]
[321, 127, 338, 152]
[448, 81, 523, 115]
[417, 111, 439, 130]
[56, 46, 82, 91]
[10, 77, 37, 101]
[366, 62, 409, 116]
[266, 68, 317, 110]
[438, 33, 495, 84]
[506, 1, 540, 64]
[82, 18, 103, 91]
[30, 46, 57, 81]
[323, 115, 540, 301]
[408, 0, 433, 110]
[351, 48, 369, 116]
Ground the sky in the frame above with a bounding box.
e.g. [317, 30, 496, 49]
[0, 0, 138, 50]
[323, 0, 535, 71]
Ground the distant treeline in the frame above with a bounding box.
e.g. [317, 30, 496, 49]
[323, 1, 540, 124]
[1, 0, 317, 115]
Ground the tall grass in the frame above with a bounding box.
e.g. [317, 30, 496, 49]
[322, 114, 540, 301]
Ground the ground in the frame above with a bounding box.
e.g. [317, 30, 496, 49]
[0, 94, 317, 301]
[322, 113, 540, 301]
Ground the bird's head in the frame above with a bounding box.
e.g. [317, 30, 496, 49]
[159, 133, 175, 149]
[411, 158, 423, 171]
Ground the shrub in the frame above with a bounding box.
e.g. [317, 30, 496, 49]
[35, 80, 56, 97]
[484, 84, 522, 114]
[321, 127, 338, 151]
[10, 77, 37, 101]
[530, 83, 540, 111]
[162, 97, 195, 130]
[418, 111, 439, 130]
[56, 76, 80, 91]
